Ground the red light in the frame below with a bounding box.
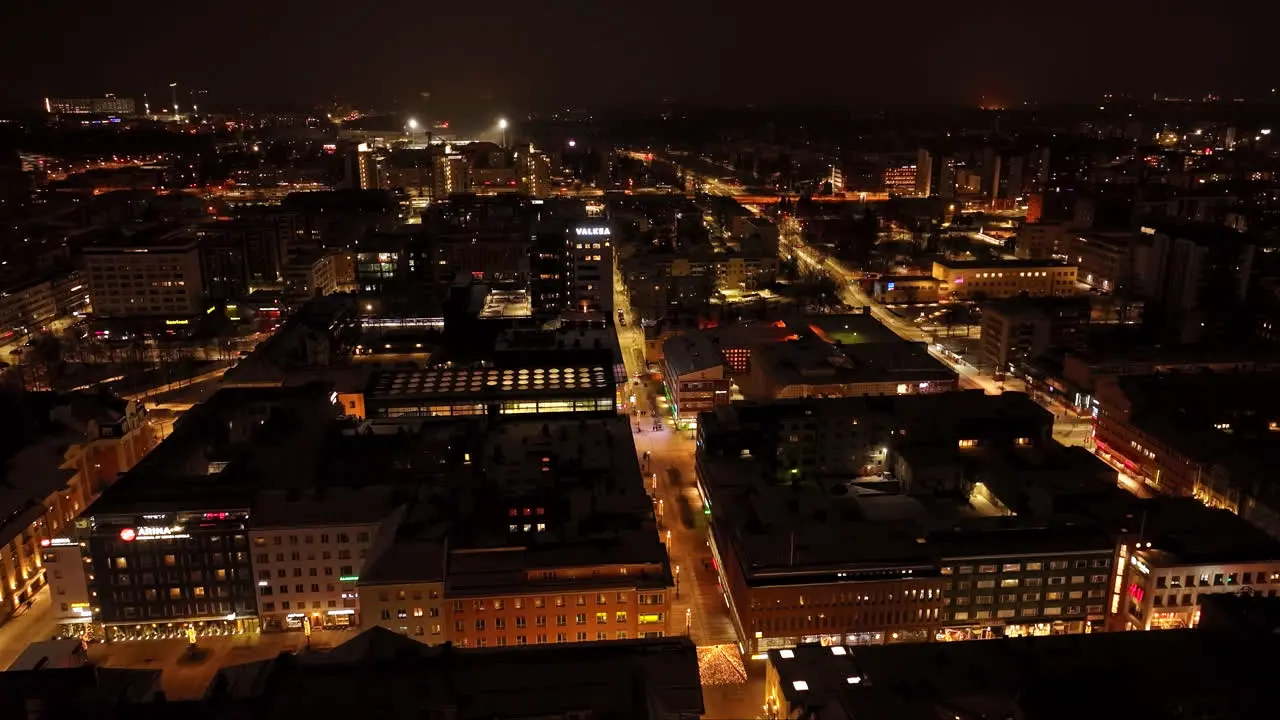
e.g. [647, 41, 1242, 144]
[39, 538, 51, 547]
[119, 528, 137, 542]
[1128, 583, 1144, 602]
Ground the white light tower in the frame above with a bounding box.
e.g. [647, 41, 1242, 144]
[407, 117, 419, 144]
[169, 82, 179, 116]
[498, 117, 509, 148]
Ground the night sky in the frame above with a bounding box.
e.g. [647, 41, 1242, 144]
[2, 0, 1271, 113]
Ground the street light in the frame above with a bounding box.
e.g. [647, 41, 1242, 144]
[407, 117, 419, 131]
[498, 117, 508, 147]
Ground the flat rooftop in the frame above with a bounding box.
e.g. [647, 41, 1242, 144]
[366, 365, 614, 401]
[213, 629, 703, 720]
[769, 630, 1274, 719]
[935, 258, 1071, 269]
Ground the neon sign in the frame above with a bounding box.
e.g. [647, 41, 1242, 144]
[575, 227, 610, 236]
[122, 525, 190, 541]
[1130, 556, 1150, 574]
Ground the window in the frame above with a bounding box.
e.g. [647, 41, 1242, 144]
[576, 614, 587, 625]
[494, 599, 505, 611]
[475, 619, 485, 631]
[413, 608, 424, 617]
[615, 611, 627, 624]
[596, 612, 608, 624]
[556, 615, 567, 626]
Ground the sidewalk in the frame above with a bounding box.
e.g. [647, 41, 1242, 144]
[0, 586, 56, 670]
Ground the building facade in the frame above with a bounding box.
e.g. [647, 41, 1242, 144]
[84, 233, 205, 318]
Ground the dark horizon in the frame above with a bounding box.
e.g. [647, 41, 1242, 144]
[3, 0, 1273, 116]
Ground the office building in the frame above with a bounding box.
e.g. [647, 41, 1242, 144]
[83, 227, 205, 319]
[1117, 498, 1280, 631]
[881, 164, 917, 195]
[931, 259, 1078, 299]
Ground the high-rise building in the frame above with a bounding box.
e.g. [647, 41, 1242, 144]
[569, 223, 613, 315]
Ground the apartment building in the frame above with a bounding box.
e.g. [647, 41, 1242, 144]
[445, 536, 673, 648]
[357, 540, 447, 643]
[249, 487, 404, 631]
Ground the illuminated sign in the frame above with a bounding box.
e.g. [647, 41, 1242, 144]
[165, 319, 189, 326]
[1130, 556, 1150, 575]
[339, 575, 359, 582]
[41, 537, 76, 547]
[1128, 583, 1145, 602]
[886, 282, 895, 291]
[123, 525, 190, 541]
[575, 227, 610, 237]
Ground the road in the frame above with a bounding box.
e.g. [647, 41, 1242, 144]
[613, 271, 739, 648]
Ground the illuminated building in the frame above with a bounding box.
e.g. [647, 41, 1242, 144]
[44, 96, 136, 115]
[76, 384, 341, 641]
[249, 487, 405, 632]
[570, 224, 613, 315]
[445, 539, 673, 648]
[695, 393, 1123, 653]
[358, 540, 447, 643]
[0, 395, 156, 629]
[660, 333, 732, 427]
[931, 259, 1078, 300]
[362, 366, 617, 419]
[1119, 504, 1280, 631]
[1093, 372, 1280, 531]
[881, 164, 918, 195]
[82, 508, 257, 641]
[83, 227, 205, 320]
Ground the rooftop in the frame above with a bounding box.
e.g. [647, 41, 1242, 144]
[663, 332, 725, 378]
[769, 631, 1274, 719]
[358, 540, 446, 586]
[934, 258, 1071, 269]
[365, 364, 615, 400]
[210, 629, 703, 720]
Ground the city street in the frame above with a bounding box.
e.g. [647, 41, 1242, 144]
[614, 281, 738, 647]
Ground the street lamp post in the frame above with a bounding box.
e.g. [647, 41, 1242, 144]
[169, 82, 179, 116]
[498, 118, 508, 148]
